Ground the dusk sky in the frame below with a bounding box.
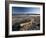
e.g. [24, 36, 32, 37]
[12, 7, 40, 14]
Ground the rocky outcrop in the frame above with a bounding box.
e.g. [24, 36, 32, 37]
[12, 15, 40, 31]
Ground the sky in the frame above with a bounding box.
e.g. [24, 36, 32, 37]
[12, 7, 40, 14]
